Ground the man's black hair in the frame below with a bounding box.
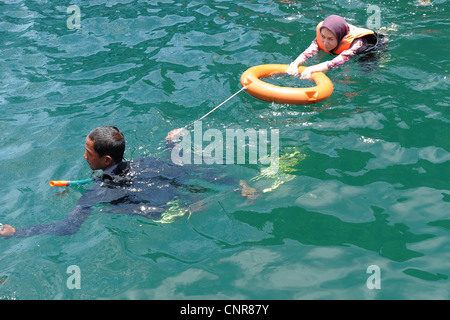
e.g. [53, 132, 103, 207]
[88, 126, 125, 164]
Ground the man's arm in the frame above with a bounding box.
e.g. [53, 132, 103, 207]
[1, 204, 92, 239]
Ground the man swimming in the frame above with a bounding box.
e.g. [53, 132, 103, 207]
[0, 126, 257, 239]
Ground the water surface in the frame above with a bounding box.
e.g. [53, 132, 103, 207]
[0, 0, 449, 300]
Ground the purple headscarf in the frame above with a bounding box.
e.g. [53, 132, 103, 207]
[320, 15, 349, 44]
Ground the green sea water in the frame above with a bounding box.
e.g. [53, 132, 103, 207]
[0, 0, 449, 300]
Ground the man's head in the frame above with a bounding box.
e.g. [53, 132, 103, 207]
[84, 126, 125, 171]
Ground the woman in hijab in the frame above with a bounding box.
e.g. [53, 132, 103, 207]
[286, 15, 385, 79]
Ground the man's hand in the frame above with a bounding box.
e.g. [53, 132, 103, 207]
[0, 224, 16, 239]
[239, 180, 259, 202]
[165, 128, 186, 142]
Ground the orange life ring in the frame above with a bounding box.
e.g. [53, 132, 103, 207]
[240, 64, 333, 105]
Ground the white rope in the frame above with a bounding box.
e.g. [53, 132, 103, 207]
[184, 86, 247, 128]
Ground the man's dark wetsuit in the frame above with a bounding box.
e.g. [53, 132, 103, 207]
[12, 156, 236, 238]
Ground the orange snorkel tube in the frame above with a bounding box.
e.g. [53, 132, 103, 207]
[49, 178, 94, 187]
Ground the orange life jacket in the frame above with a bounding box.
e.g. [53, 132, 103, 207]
[316, 21, 375, 55]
